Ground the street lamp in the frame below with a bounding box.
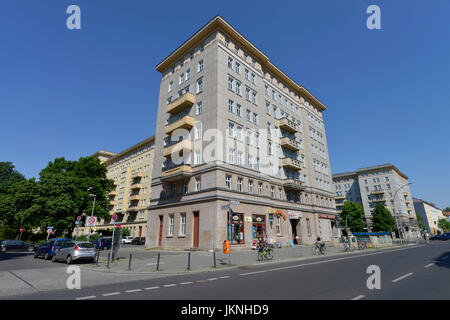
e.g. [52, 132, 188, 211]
[87, 193, 96, 241]
[392, 182, 412, 244]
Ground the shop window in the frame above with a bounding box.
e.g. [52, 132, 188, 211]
[228, 212, 244, 244]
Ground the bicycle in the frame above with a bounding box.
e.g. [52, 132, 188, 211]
[357, 239, 369, 250]
[343, 239, 353, 252]
[312, 242, 326, 255]
[257, 245, 274, 261]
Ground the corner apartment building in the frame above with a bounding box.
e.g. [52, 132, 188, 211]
[147, 16, 337, 250]
[332, 164, 419, 238]
[413, 198, 445, 235]
[84, 136, 155, 238]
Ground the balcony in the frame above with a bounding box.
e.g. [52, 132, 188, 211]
[165, 115, 194, 135]
[336, 202, 345, 207]
[405, 199, 410, 204]
[161, 164, 192, 182]
[281, 157, 302, 171]
[335, 195, 345, 200]
[128, 194, 141, 202]
[108, 190, 117, 196]
[371, 190, 385, 195]
[167, 93, 195, 115]
[127, 206, 140, 213]
[132, 172, 143, 179]
[283, 178, 305, 190]
[372, 198, 386, 203]
[280, 137, 300, 152]
[279, 117, 298, 133]
[130, 183, 142, 190]
[163, 139, 193, 158]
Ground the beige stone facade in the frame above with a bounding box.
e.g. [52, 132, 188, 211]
[148, 16, 337, 250]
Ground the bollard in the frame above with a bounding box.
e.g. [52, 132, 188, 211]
[156, 252, 160, 271]
[213, 251, 216, 268]
[128, 253, 132, 270]
[187, 252, 191, 270]
[107, 252, 110, 269]
[96, 250, 100, 267]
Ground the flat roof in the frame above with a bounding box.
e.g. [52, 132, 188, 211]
[333, 163, 409, 180]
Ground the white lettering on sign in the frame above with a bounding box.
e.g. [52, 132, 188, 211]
[66, 5, 81, 30]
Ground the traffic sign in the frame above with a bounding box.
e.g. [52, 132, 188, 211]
[47, 226, 54, 229]
[116, 224, 121, 228]
[19, 228, 25, 233]
[47, 229, 52, 234]
[112, 214, 118, 221]
[76, 216, 82, 221]
[75, 221, 80, 225]
[230, 200, 240, 205]
[85, 216, 97, 227]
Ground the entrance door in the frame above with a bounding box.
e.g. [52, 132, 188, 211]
[138, 226, 142, 237]
[193, 211, 199, 248]
[158, 216, 163, 246]
[252, 215, 266, 241]
[290, 219, 302, 244]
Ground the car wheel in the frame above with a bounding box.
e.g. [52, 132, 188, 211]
[27, 246, 34, 252]
[66, 255, 72, 264]
[1, 247, 6, 253]
[52, 255, 57, 263]
[44, 253, 50, 260]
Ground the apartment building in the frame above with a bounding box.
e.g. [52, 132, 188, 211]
[333, 164, 419, 238]
[413, 198, 445, 235]
[147, 16, 336, 250]
[82, 136, 155, 238]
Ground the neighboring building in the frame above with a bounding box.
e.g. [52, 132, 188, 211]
[78, 136, 155, 238]
[332, 164, 419, 238]
[413, 198, 446, 235]
[147, 16, 337, 251]
[444, 212, 450, 222]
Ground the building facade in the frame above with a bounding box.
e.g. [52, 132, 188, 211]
[147, 16, 337, 250]
[78, 136, 155, 238]
[413, 198, 445, 235]
[332, 164, 419, 238]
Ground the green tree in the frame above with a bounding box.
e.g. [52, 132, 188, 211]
[339, 201, 366, 233]
[416, 213, 427, 232]
[372, 204, 397, 232]
[443, 207, 450, 213]
[0, 162, 25, 190]
[438, 218, 450, 232]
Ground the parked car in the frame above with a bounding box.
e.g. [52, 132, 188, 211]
[0, 240, 35, 253]
[439, 232, 450, 240]
[122, 236, 134, 244]
[131, 237, 145, 245]
[92, 237, 112, 250]
[34, 238, 72, 260]
[52, 241, 96, 264]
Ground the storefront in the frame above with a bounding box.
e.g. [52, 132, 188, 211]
[288, 211, 302, 245]
[252, 215, 266, 241]
[318, 214, 335, 242]
[227, 211, 245, 245]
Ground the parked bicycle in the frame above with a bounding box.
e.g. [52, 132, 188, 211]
[357, 239, 369, 250]
[257, 244, 274, 261]
[312, 241, 326, 255]
[343, 239, 353, 252]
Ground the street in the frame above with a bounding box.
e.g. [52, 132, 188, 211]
[2, 241, 449, 300]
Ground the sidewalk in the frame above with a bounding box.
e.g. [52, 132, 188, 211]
[82, 241, 419, 275]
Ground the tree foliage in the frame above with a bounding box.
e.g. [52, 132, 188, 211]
[339, 201, 366, 233]
[372, 204, 397, 232]
[438, 218, 450, 232]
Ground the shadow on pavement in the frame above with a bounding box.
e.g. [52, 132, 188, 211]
[0, 252, 34, 261]
[433, 251, 450, 269]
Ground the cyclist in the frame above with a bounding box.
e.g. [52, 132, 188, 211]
[257, 238, 267, 253]
[316, 236, 325, 250]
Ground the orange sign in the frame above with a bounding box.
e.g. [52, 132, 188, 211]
[223, 240, 230, 254]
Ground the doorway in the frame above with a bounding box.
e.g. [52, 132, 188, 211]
[252, 215, 266, 241]
[193, 211, 199, 248]
[290, 218, 302, 244]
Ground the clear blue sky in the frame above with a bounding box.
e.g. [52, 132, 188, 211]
[1, 1, 449, 208]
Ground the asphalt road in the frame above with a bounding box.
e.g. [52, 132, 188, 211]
[5, 241, 449, 300]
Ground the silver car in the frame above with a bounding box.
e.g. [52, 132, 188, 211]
[52, 241, 96, 264]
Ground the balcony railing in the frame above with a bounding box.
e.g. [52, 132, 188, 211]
[372, 198, 386, 203]
[163, 139, 193, 158]
[128, 194, 141, 202]
[279, 117, 298, 133]
[165, 115, 194, 135]
[283, 178, 305, 190]
[130, 183, 142, 190]
[166, 93, 195, 115]
[281, 157, 302, 171]
[161, 164, 192, 182]
[371, 190, 385, 195]
[280, 137, 300, 152]
[335, 195, 345, 200]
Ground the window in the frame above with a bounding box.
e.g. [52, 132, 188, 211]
[245, 68, 249, 80]
[228, 76, 234, 90]
[258, 182, 263, 195]
[194, 150, 201, 165]
[266, 101, 271, 115]
[228, 99, 234, 113]
[228, 121, 235, 137]
[270, 186, 275, 198]
[196, 102, 203, 115]
[236, 125, 243, 141]
[306, 218, 312, 236]
[196, 78, 203, 93]
[253, 113, 258, 125]
[250, 73, 256, 85]
[251, 91, 257, 104]
[168, 81, 173, 92]
[246, 109, 251, 122]
[228, 212, 244, 244]
[180, 213, 186, 236]
[237, 151, 243, 165]
[228, 148, 235, 164]
[236, 104, 242, 117]
[248, 180, 253, 194]
[195, 177, 201, 191]
[194, 122, 202, 139]
[235, 81, 241, 95]
[226, 175, 231, 190]
[168, 215, 174, 236]
[183, 180, 188, 194]
[186, 68, 190, 80]
[235, 62, 240, 74]
[245, 87, 251, 101]
[228, 57, 233, 68]
[197, 59, 203, 72]
[179, 73, 184, 85]
[276, 216, 281, 235]
[237, 178, 243, 192]
[278, 188, 283, 199]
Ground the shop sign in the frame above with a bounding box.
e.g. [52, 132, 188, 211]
[245, 216, 252, 222]
[232, 215, 240, 221]
[319, 214, 335, 220]
[268, 213, 274, 222]
[288, 212, 301, 219]
[255, 216, 263, 223]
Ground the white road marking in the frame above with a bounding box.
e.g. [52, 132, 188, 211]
[425, 263, 434, 268]
[163, 284, 177, 287]
[208, 278, 218, 281]
[392, 272, 414, 283]
[219, 276, 231, 279]
[125, 289, 142, 293]
[144, 286, 160, 290]
[240, 270, 268, 276]
[351, 295, 365, 300]
[76, 296, 96, 300]
[146, 262, 165, 266]
[102, 292, 120, 296]
[180, 282, 193, 285]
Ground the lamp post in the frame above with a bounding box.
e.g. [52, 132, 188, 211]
[392, 182, 412, 244]
[87, 193, 96, 242]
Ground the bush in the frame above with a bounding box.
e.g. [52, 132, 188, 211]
[0, 226, 18, 240]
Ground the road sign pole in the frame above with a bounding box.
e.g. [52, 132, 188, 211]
[110, 220, 116, 262]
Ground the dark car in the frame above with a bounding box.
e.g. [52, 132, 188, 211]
[34, 238, 72, 260]
[439, 233, 450, 240]
[429, 235, 442, 240]
[0, 240, 35, 253]
[131, 237, 145, 245]
[92, 237, 112, 250]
